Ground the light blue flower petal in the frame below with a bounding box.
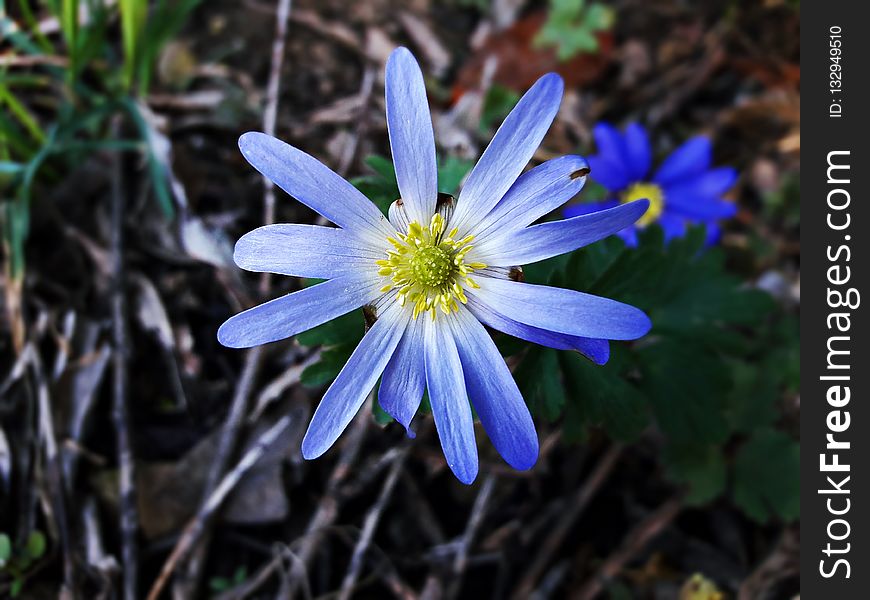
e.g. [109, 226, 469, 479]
[301, 304, 409, 459]
[217, 274, 380, 348]
[653, 136, 712, 186]
[469, 277, 651, 341]
[451, 73, 564, 234]
[238, 132, 393, 239]
[424, 319, 478, 484]
[450, 308, 538, 470]
[233, 224, 382, 279]
[472, 200, 648, 266]
[467, 296, 609, 364]
[470, 155, 589, 242]
[386, 47, 438, 225]
[378, 316, 425, 436]
[562, 199, 620, 218]
[623, 122, 652, 180]
[588, 155, 631, 191]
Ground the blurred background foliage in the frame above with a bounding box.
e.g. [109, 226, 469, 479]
[1, 0, 200, 352]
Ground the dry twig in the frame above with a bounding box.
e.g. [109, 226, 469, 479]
[179, 0, 293, 591]
[512, 444, 624, 599]
[146, 414, 298, 600]
[285, 405, 370, 596]
[110, 124, 138, 600]
[337, 446, 410, 600]
[445, 473, 497, 599]
[571, 494, 685, 600]
[260, 0, 293, 295]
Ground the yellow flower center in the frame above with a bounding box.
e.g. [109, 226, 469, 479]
[376, 214, 486, 320]
[621, 182, 664, 227]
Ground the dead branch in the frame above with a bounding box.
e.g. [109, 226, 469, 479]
[110, 122, 139, 600]
[337, 445, 410, 600]
[512, 444, 624, 599]
[445, 473, 497, 599]
[285, 405, 370, 596]
[146, 413, 297, 600]
[571, 494, 685, 600]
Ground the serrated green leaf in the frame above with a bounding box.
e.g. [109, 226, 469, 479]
[725, 361, 779, 434]
[561, 348, 648, 441]
[733, 429, 799, 522]
[664, 444, 726, 505]
[637, 340, 730, 446]
[534, 0, 611, 60]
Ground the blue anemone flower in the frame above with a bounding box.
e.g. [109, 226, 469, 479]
[218, 48, 651, 484]
[563, 122, 738, 245]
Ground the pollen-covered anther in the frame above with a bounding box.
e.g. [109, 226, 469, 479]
[377, 214, 484, 319]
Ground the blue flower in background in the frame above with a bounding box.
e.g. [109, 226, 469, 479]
[564, 123, 738, 245]
[218, 48, 651, 484]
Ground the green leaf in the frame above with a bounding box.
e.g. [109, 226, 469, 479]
[561, 348, 648, 442]
[25, 531, 46, 560]
[351, 157, 399, 216]
[637, 340, 730, 446]
[733, 429, 800, 522]
[208, 577, 230, 592]
[664, 444, 726, 505]
[296, 310, 364, 347]
[480, 84, 520, 133]
[119, 0, 148, 89]
[232, 566, 248, 585]
[534, 0, 613, 60]
[724, 361, 780, 434]
[364, 155, 398, 183]
[438, 156, 474, 195]
[353, 154, 474, 216]
[300, 345, 356, 388]
[522, 253, 572, 285]
[514, 347, 566, 420]
[0, 533, 11, 565]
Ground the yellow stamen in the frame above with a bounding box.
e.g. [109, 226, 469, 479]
[621, 182, 664, 227]
[375, 216, 486, 320]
